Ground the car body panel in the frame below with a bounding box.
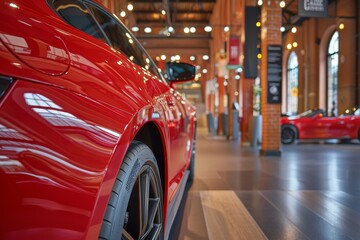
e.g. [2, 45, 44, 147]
[281, 110, 360, 141]
[0, 1, 196, 239]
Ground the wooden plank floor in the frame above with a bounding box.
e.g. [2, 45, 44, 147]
[200, 191, 267, 240]
[169, 128, 360, 240]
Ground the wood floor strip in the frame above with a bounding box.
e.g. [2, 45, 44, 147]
[200, 191, 268, 240]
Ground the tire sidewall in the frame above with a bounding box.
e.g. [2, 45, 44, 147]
[281, 125, 297, 144]
[100, 142, 164, 240]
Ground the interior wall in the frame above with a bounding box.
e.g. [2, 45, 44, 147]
[282, 0, 357, 114]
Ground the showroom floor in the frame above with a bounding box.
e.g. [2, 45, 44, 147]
[169, 128, 360, 240]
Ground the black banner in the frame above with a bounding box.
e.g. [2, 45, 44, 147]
[298, 0, 328, 18]
[244, 6, 259, 78]
[267, 45, 282, 104]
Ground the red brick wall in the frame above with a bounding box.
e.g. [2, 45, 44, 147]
[260, 0, 282, 155]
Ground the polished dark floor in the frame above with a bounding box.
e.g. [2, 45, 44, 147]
[169, 128, 360, 240]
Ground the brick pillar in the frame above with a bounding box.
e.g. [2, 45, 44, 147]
[241, 78, 255, 142]
[260, 0, 281, 156]
[217, 76, 225, 135]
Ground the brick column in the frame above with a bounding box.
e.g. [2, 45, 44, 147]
[241, 78, 255, 142]
[260, 0, 282, 156]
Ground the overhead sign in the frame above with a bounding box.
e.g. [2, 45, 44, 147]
[244, 6, 259, 78]
[227, 37, 240, 67]
[267, 45, 282, 104]
[298, 0, 328, 18]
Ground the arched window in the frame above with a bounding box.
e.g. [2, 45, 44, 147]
[327, 31, 339, 116]
[287, 51, 298, 115]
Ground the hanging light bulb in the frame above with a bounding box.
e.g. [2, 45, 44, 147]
[204, 26, 212, 32]
[280, 1, 285, 8]
[127, 3, 133, 11]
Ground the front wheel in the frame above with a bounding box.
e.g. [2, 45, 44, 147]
[281, 125, 297, 144]
[99, 141, 164, 240]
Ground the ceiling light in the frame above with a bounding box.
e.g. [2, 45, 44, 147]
[202, 55, 209, 60]
[144, 27, 152, 33]
[202, 69, 208, 74]
[339, 23, 345, 30]
[257, 0, 263, 6]
[184, 27, 190, 34]
[131, 26, 139, 32]
[161, 9, 166, 15]
[190, 56, 195, 61]
[280, 1, 285, 8]
[161, 55, 166, 60]
[168, 26, 174, 33]
[224, 26, 230, 32]
[204, 26, 212, 32]
[256, 21, 261, 27]
[190, 27, 196, 33]
[291, 26, 297, 33]
[120, 11, 126, 17]
[127, 3, 133, 11]
[280, 26, 285, 32]
[287, 43, 292, 50]
[292, 42, 298, 48]
[175, 55, 181, 61]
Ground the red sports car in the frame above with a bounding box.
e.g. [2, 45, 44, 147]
[0, 1, 196, 239]
[281, 108, 360, 144]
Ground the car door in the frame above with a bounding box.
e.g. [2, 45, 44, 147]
[299, 114, 337, 139]
[87, 1, 193, 201]
[154, 81, 193, 200]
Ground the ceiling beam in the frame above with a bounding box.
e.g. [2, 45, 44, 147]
[136, 19, 210, 24]
[133, 10, 213, 14]
[132, 0, 215, 2]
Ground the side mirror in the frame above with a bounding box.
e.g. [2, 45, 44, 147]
[166, 62, 196, 82]
[315, 113, 323, 119]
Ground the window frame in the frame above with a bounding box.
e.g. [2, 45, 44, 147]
[48, 0, 166, 83]
[326, 31, 339, 116]
[286, 51, 299, 115]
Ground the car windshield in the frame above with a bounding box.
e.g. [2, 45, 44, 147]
[298, 109, 324, 118]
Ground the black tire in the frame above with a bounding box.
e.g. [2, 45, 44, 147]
[99, 141, 164, 240]
[281, 125, 297, 144]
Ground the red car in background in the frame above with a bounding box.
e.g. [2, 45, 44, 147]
[281, 108, 360, 144]
[0, 1, 196, 239]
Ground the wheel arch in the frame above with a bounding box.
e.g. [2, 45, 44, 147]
[134, 122, 166, 199]
[282, 124, 298, 137]
[281, 123, 299, 144]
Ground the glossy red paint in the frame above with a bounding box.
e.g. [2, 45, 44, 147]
[0, 1, 196, 239]
[281, 109, 360, 143]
